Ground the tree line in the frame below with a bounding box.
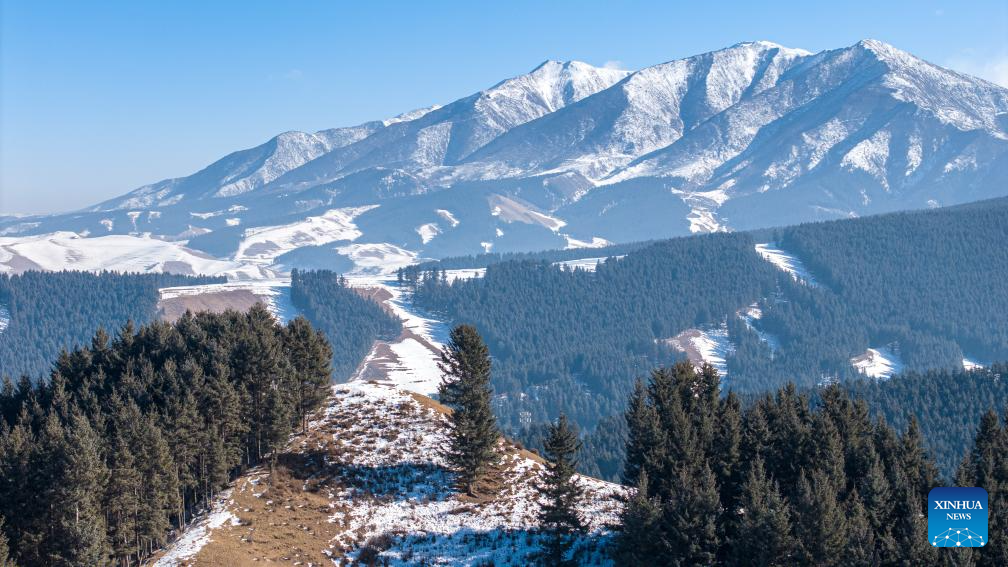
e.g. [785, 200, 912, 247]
[0, 305, 333, 565]
[402, 199, 1008, 480]
[289, 269, 402, 378]
[0, 271, 224, 379]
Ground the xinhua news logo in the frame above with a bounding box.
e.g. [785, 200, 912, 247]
[928, 487, 988, 548]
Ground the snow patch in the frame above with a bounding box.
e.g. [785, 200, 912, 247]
[962, 357, 985, 371]
[153, 490, 238, 566]
[235, 205, 377, 265]
[335, 242, 417, 275]
[564, 235, 612, 249]
[663, 324, 734, 377]
[754, 243, 820, 287]
[416, 223, 441, 244]
[851, 345, 904, 379]
[0, 232, 272, 280]
[435, 209, 460, 227]
[158, 279, 299, 323]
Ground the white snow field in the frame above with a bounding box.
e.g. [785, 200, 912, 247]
[344, 274, 452, 396]
[664, 324, 735, 377]
[0, 232, 271, 279]
[754, 242, 820, 287]
[850, 345, 905, 379]
[0, 304, 9, 334]
[155, 380, 624, 565]
[234, 205, 377, 264]
[962, 357, 985, 371]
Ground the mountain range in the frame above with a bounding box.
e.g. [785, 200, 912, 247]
[2, 39, 1006, 277]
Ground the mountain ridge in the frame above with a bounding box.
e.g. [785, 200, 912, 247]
[2, 38, 1006, 277]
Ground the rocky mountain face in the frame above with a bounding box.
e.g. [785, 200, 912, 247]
[3, 40, 1006, 277]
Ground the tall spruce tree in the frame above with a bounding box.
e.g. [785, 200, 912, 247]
[283, 316, 333, 433]
[614, 470, 661, 565]
[536, 414, 585, 566]
[438, 324, 499, 496]
[55, 412, 110, 565]
[731, 456, 795, 566]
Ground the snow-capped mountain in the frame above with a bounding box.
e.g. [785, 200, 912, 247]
[3, 40, 1007, 277]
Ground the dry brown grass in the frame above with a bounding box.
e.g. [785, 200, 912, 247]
[192, 461, 348, 566]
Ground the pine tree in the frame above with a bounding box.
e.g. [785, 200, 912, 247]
[841, 489, 877, 567]
[536, 414, 585, 566]
[264, 382, 294, 485]
[438, 325, 499, 496]
[659, 463, 721, 565]
[283, 316, 333, 433]
[622, 378, 663, 488]
[965, 408, 1008, 567]
[614, 470, 660, 565]
[731, 456, 795, 566]
[793, 470, 845, 565]
[55, 412, 111, 565]
[437, 324, 491, 407]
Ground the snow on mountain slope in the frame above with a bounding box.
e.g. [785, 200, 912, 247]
[234, 205, 377, 264]
[754, 242, 820, 286]
[263, 60, 629, 192]
[851, 345, 905, 379]
[4, 39, 1007, 276]
[99, 122, 383, 210]
[155, 381, 623, 566]
[0, 232, 271, 279]
[466, 41, 810, 180]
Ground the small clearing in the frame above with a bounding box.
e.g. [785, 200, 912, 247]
[851, 345, 904, 379]
[662, 325, 734, 377]
[754, 242, 820, 287]
[158, 279, 299, 323]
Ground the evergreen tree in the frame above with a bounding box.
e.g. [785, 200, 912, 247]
[54, 412, 110, 565]
[841, 489, 877, 567]
[622, 378, 664, 488]
[536, 414, 585, 566]
[437, 324, 491, 407]
[614, 471, 661, 565]
[283, 316, 333, 433]
[659, 463, 721, 565]
[438, 325, 500, 496]
[264, 382, 294, 485]
[731, 456, 796, 566]
[793, 471, 845, 566]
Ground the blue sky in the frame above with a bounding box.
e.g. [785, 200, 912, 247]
[2, 1, 1006, 214]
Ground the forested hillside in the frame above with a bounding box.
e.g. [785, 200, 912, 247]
[0, 271, 224, 379]
[847, 363, 1008, 478]
[289, 269, 402, 377]
[406, 198, 1008, 479]
[613, 361, 1008, 566]
[0, 306, 334, 565]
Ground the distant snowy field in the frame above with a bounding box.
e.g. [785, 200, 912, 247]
[851, 345, 904, 379]
[754, 242, 820, 287]
[158, 279, 299, 323]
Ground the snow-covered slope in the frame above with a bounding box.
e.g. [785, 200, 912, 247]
[0, 232, 271, 279]
[154, 381, 624, 566]
[4, 39, 1006, 276]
